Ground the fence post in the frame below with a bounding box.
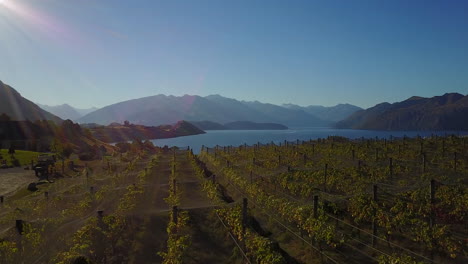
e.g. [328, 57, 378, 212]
[1, 196, 4, 204]
[242, 198, 248, 235]
[313, 195, 318, 219]
[16, 220, 23, 235]
[422, 153, 426, 173]
[324, 164, 328, 192]
[389, 158, 393, 178]
[454, 152, 458, 171]
[430, 179, 435, 228]
[430, 179, 436, 260]
[172, 206, 178, 225]
[372, 185, 378, 246]
[442, 140, 445, 155]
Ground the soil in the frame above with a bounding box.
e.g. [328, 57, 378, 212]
[0, 167, 37, 197]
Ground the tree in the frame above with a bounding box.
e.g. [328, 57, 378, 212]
[8, 145, 15, 155]
[0, 113, 11, 122]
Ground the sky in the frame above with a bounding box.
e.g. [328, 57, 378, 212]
[0, 0, 467, 109]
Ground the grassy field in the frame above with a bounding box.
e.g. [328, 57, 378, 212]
[0, 149, 49, 167]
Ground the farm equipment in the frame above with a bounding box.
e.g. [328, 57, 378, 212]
[33, 154, 56, 177]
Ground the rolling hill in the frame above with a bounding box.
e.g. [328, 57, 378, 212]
[336, 93, 468, 130]
[78, 94, 329, 127]
[283, 103, 362, 122]
[0, 81, 62, 123]
[190, 120, 288, 130]
[38, 104, 98, 121]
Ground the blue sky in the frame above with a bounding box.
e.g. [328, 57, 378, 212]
[0, 0, 467, 109]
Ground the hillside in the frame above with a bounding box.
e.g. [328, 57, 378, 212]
[225, 121, 288, 130]
[0, 81, 62, 123]
[78, 94, 328, 127]
[336, 93, 468, 130]
[189, 121, 227, 130]
[190, 120, 288, 130]
[89, 120, 205, 143]
[38, 104, 98, 121]
[283, 103, 362, 122]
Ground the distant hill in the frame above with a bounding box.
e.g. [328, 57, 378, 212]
[336, 93, 468, 130]
[189, 121, 227, 130]
[0, 81, 62, 123]
[78, 94, 328, 127]
[38, 104, 98, 121]
[283, 103, 362, 122]
[89, 121, 205, 143]
[190, 120, 288, 130]
[224, 121, 288, 130]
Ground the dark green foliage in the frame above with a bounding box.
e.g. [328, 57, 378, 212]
[8, 145, 15, 155]
[27, 183, 38, 192]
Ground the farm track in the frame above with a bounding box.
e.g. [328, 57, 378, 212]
[130, 151, 238, 264]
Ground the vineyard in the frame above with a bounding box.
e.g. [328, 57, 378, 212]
[0, 135, 466, 263]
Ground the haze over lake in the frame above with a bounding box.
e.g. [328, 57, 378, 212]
[151, 127, 468, 154]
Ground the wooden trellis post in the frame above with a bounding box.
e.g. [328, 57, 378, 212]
[324, 164, 328, 192]
[172, 206, 178, 225]
[454, 152, 458, 171]
[242, 198, 248, 235]
[389, 158, 393, 178]
[422, 153, 426, 173]
[313, 195, 319, 219]
[16, 220, 23, 235]
[372, 185, 378, 246]
[430, 179, 435, 228]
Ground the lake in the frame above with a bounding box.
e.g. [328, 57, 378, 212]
[150, 128, 468, 154]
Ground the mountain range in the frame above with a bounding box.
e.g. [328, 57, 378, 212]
[190, 121, 288, 130]
[3, 80, 466, 131]
[336, 93, 468, 130]
[283, 103, 363, 122]
[38, 104, 98, 121]
[76, 94, 359, 127]
[0, 81, 61, 123]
